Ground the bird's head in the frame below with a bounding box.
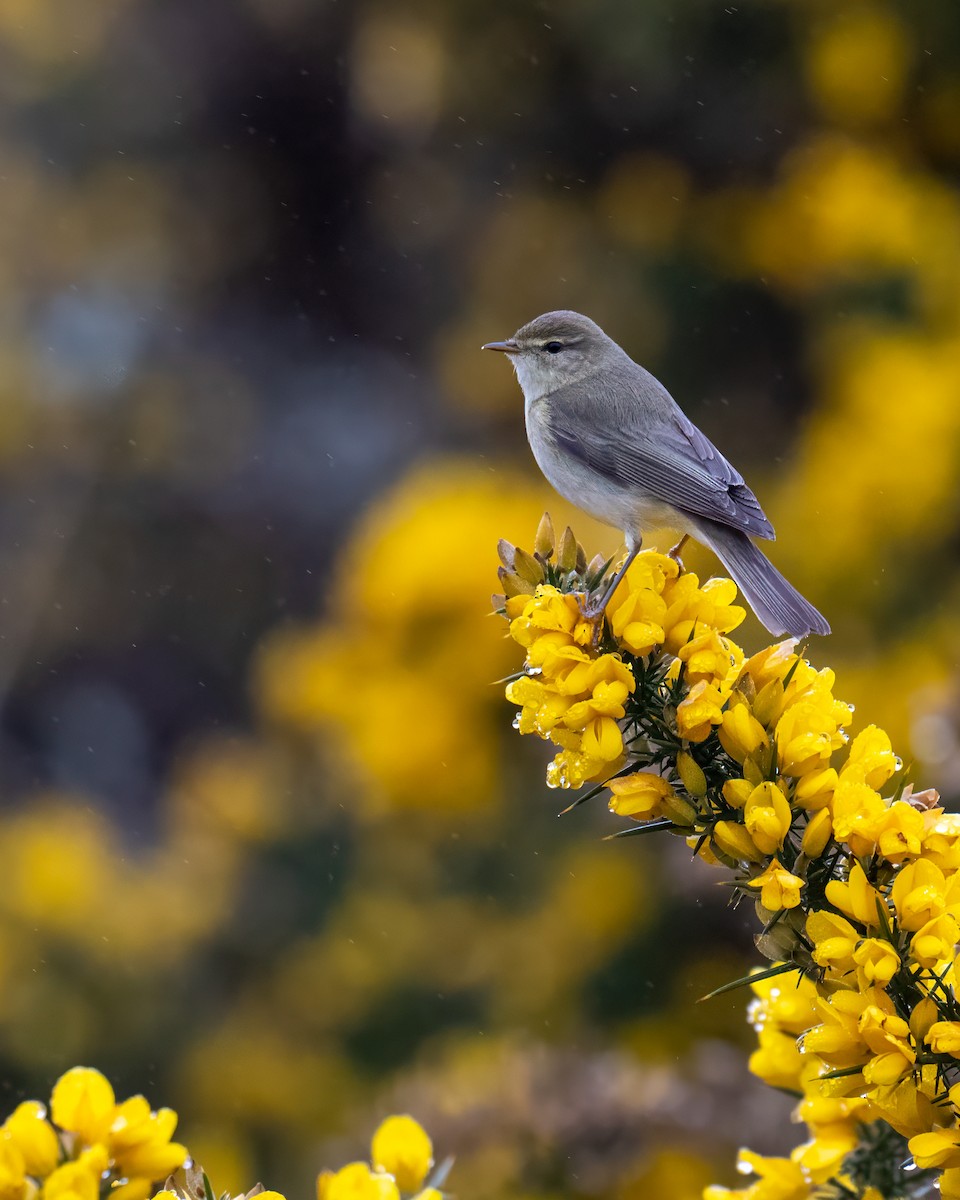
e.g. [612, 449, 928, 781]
[483, 310, 621, 400]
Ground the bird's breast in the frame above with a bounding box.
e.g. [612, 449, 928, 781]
[524, 399, 685, 536]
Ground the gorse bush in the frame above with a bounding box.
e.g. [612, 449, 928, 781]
[498, 515, 960, 1200]
[0, 1067, 444, 1200]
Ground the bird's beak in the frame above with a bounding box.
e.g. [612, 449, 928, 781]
[482, 339, 520, 354]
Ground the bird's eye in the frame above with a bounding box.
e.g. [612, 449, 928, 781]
[544, 341, 564, 354]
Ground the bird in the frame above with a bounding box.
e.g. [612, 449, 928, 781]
[483, 310, 829, 639]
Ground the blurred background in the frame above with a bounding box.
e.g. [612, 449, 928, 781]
[0, 0, 958, 1196]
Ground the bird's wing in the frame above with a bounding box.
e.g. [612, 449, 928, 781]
[547, 385, 775, 540]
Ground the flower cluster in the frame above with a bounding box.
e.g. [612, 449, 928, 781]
[0, 1067, 444, 1200]
[0, 1066, 186, 1200]
[500, 519, 960, 1200]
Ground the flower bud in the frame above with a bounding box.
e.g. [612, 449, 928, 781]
[557, 526, 578, 572]
[677, 751, 707, 798]
[513, 546, 545, 585]
[534, 512, 555, 558]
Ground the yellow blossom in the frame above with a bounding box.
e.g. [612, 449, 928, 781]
[743, 782, 792, 855]
[319, 1164, 399, 1200]
[824, 863, 885, 928]
[608, 584, 666, 656]
[891, 858, 955, 931]
[42, 1148, 108, 1200]
[749, 971, 819, 1035]
[607, 771, 674, 819]
[800, 808, 832, 857]
[791, 1125, 858, 1182]
[109, 1096, 187, 1181]
[0, 1139, 28, 1200]
[579, 715, 623, 762]
[50, 1069, 116, 1148]
[728, 1150, 809, 1200]
[926, 1021, 960, 1059]
[721, 778, 753, 810]
[852, 938, 900, 987]
[858, 1004, 915, 1085]
[370, 1116, 432, 1193]
[909, 1129, 960, 1170]
[748, 1024, 804, 1091]
[3, 1104, 59, 1178]
[844, 725, 899, 790]
[874, 800, 924, 864]
[675, 679, 725, 742]
[718, 701, 768, 765]
[911, 912, 959, 969]
[802, 990, 872, 1069]
[675, 628, 742, 686]
[793, 766, 837, 811]
[748, 860, 803, 911]
[775, 698, 842, 778]
[829, 779, 885, 857]
[807, 910, 858, 974]
[712, 820, 764, 864]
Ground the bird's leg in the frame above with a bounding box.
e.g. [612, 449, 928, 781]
[667, 534, 689, 571]
[579, 542, 642, 622]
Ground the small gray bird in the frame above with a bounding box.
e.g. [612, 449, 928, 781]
[483, 310, 829, 638]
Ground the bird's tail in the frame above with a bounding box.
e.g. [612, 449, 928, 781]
[693, 519, 830, 639]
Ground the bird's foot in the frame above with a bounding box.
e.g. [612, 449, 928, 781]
[667, 534, 689, 572]
[576, 591, 608, 650]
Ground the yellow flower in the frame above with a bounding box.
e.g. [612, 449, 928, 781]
[852, 938, 900, 987]
[858, 1004, 915, 1085]
[675, 629, 742, 687]
[926, 1021, 960, 1059]
[844, 725, 899, 790]
[109, 1097, 187, 1181]
[749, 970, 819, 1035]
[909, 1128, 960, 1170]
[579, 715, 623, 762]
[370, 1116, 432, 1193]
[0, 1138, 28, 1200]
[509, 586, 579, 647]
[748, 1024, 804, 1091]
[807, 909, 859, 974]
[50, 1069, 115, 1147]
[551, 653, 633, 699]
[794, 766, 837, 811]
[675, 680, 725, 742]
[318, 1164, 399, 1200]
[729, 1150, 809, 1200]
[824, 863, 885, 928]
[3, 1103, 59, 1178]
[721, 778, 753, 810]
[743, 782, 792, 855]
[791, 1125, 858, 1183]
[608, 585, 666, 656]
[874, 800, 924, 865]
[775, 694, 845, 777]
[607, 771, 674, 820]
[829, 779, 885, 857]
[718, 701, 768, 765]
[748, 860, 803, 911]
[800, 808, 832, 857]
[802, 991, 871, 1069]
[911, 912, 959, 969]
[42, 1148, 108, 1200]
[711, 820, 764, 864]
[891, 859, 954, 931]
